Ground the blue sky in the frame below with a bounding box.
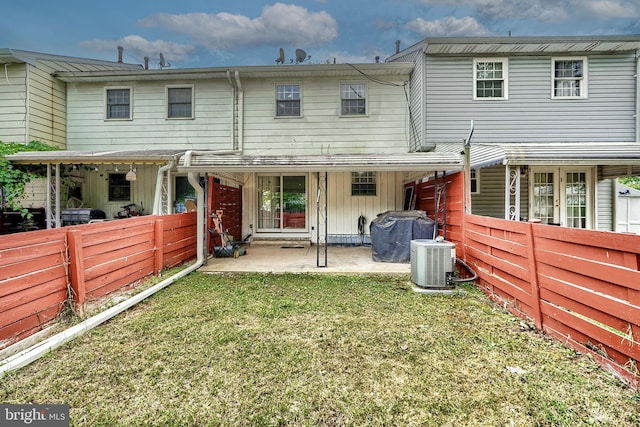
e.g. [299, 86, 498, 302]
[4, 0, 640, 68]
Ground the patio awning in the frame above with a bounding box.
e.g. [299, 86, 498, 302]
[436, 142, 640, 169]
[176, 152, 463, 173]
[6, 149, 185, 165]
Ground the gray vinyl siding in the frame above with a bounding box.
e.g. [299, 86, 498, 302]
[0, 63, 28, 143]
[471, 166, 529, 220]
[425, 52, 637, 145]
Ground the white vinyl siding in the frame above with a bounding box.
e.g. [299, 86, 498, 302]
[66, 80, 233, 151]
[424, 53, 637, 145]
[241, 74, 410, 156]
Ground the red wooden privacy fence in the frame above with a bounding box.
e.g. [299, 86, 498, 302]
[464, 214, 640, 387]
[0, 213, 196, 350]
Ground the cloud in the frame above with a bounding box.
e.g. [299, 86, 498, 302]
[416, 0, 639, 23]
[81, 35, 196, 63]
[571, 0, 640, 19]
[137, 3, 338, 51]
[407, 16, 494, 37]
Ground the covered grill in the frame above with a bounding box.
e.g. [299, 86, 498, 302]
[61, 208, 106, 226]
[370, 210, 436, 263]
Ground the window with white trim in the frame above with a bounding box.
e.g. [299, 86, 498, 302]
[167, 86, 194, 118]
[341, 82, 366, 115]
[106, 87, 131, 120]
[276, 84, 301, 116]
[351, 172, 376, 196]
[470, 168, 479, 194]
[473, 58, 508, 100]
[552, 57, 587, 98]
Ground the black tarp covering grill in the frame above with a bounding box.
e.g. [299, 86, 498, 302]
[370, 210, 436, 263]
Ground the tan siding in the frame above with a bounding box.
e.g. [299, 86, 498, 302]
[27, 66, 66, 147]
[0, 63, 28, 143]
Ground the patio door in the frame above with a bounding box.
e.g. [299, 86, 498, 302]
[257, 174, 307, 232]
[530, 168, 592, 228]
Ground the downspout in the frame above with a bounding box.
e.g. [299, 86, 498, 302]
[1, 176, 205, 374]
[153, 160, 174, 215]
[234, 71, 244, 152]
[184, 150, 207, 263]
[0, 255, 203, 376]
[226, 70, 237, 151]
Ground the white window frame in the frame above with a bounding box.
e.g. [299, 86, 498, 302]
[105, 87, 132, 120]
[473, 58, 508, 100]
[551, 57, 588, 99]
[351, 172, 377, 196]
[166, 85, 195, 119]
[340, 82, 367, 116]
[275, 83, 302, 117]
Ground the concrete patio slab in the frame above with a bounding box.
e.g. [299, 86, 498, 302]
[198, 244, 411, 275]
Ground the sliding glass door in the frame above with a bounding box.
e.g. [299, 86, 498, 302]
[257, 174, 307, 232]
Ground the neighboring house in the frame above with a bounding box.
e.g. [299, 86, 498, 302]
[616, 181, 640, 233]
[0, 48, 142, 210]
[6, 59, 462, 248]
[388, 35, 640, 231]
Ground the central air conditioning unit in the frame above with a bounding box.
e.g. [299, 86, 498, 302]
[410, 239, 456, 289]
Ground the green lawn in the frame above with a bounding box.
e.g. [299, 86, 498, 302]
[1, 272, 639, 426]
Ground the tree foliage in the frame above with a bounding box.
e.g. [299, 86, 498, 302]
[0, 141, 59, 214]
[618, 176, 640, 190]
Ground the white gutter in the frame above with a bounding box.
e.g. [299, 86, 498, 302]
[234, 71, 244, 152]
[0, 248, 204, 376]
[153, 160, 174, 215]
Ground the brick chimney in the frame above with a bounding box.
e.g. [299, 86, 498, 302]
[144, 56, 149, 70]
[117, 46, 123, 63]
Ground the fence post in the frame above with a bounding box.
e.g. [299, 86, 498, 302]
[67, 229, 86, 317]
[526, 222, 543, 329]
[155, 218, 164, 275]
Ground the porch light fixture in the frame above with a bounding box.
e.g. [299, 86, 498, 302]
[126, 165, 137, 181]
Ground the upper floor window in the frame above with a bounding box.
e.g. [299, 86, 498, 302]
[552, 58, 587, 99]
[352, 172, 376, 196]
[276, 84, 301, 116]
[341, 82, 366, 115]
[473, 58, 508, 100]
[106, 88, 131, 120]
[167, 86, 194, 119]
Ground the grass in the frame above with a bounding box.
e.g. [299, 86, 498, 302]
[1, 272, 639, 426]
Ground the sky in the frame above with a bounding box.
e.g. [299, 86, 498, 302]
[4, 0, 640, 68]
